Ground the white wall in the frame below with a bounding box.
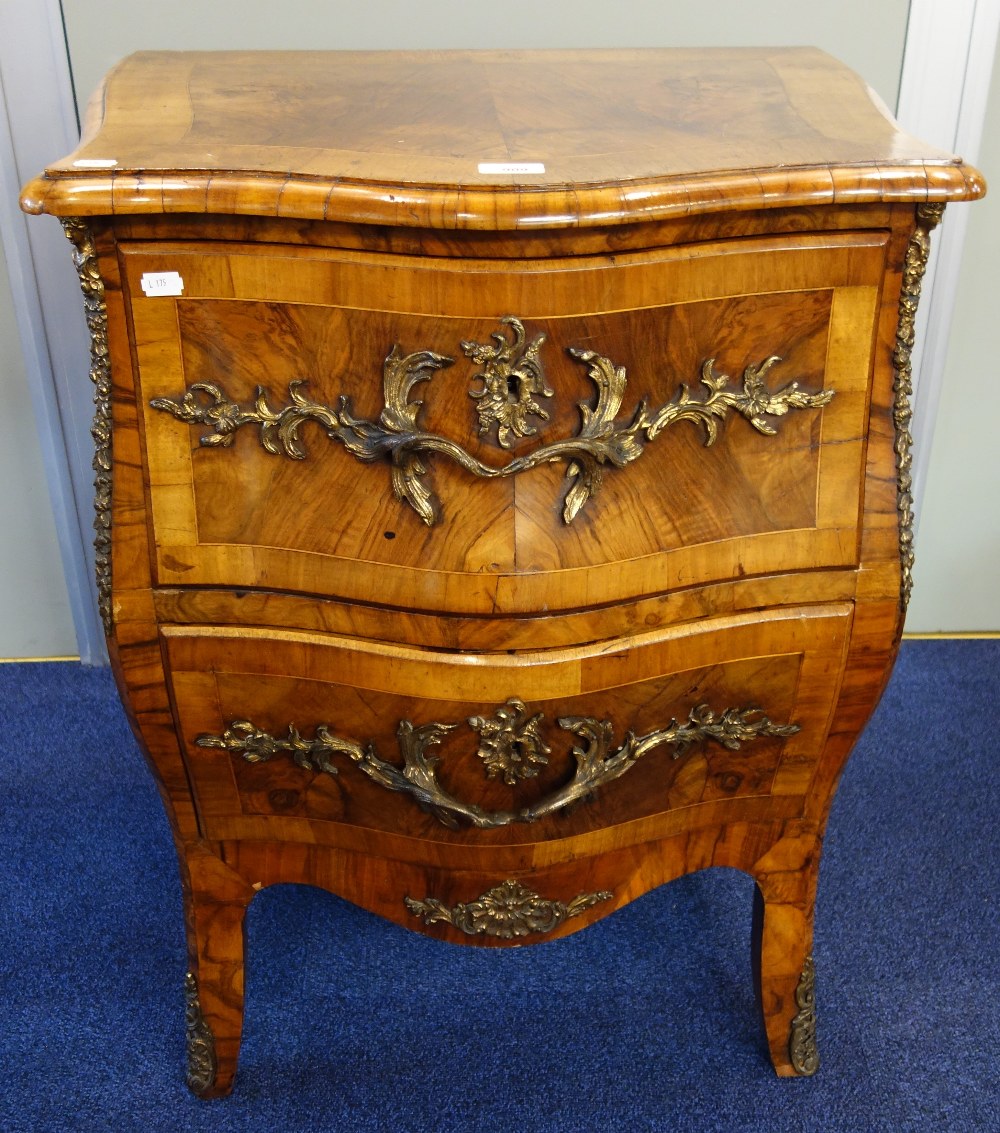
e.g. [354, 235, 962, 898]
[0, 239, 76, 656]
[907, 30, 1000, 633]
[60, 0, 910, 110]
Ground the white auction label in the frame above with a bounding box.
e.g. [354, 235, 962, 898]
[141, 271, 185, 297]
[72, 158, 118, 169]
[477, 162, 546, 175]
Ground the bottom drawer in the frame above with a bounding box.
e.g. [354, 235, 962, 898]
[163, 603, 851, 851]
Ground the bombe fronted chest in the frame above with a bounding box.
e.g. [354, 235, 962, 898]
[21, 47, 984, 1095]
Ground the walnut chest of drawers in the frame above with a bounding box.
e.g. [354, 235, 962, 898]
[21, 48, 984, 1095]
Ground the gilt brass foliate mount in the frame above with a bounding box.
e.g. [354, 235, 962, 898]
[183, 971, 218, 1096]
[196, 699, 799, 830]
[469, 697, 551, 785]
[788, 956, 819, 1076]
[62, 218, 113, 635]
[404, 879, 613, 939]
[151, 317, 834, 527]
[464, 315, 553, 448]
[892, 203, 945, 610]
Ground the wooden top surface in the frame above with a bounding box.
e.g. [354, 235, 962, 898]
[21, 48, 985, 229]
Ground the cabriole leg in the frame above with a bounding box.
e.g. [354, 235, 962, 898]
[180, 845, 255, 1098]
[751, 862, 820, 1077]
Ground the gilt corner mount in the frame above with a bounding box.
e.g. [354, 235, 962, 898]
[151, 316, 835, 528]
[893, 202, 945, 610]
[61, 218, 113, 635]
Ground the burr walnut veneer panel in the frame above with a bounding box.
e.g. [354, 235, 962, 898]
[163, 604, 850, 846]
[126, 234, 883, 610]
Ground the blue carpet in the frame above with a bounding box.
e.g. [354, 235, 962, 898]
[1, 640, 997, 1132]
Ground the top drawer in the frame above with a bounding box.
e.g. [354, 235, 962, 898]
[125, 232, 886, 615]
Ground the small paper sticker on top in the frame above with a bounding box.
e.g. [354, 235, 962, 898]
[477, 162, 546, 175]
[72, 158, 118, 168]
[141, 272, 185, 297]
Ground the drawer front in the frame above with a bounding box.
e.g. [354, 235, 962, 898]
[163, 603, 851, 851]
[127, 234, 885, 614]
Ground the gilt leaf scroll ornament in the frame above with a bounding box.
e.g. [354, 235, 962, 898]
[151, 317, 834, 527]
[404, 879, 613, 939]
[196, 702, 799, 830]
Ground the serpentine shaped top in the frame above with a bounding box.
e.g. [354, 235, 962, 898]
[21, 49, 982, 227]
